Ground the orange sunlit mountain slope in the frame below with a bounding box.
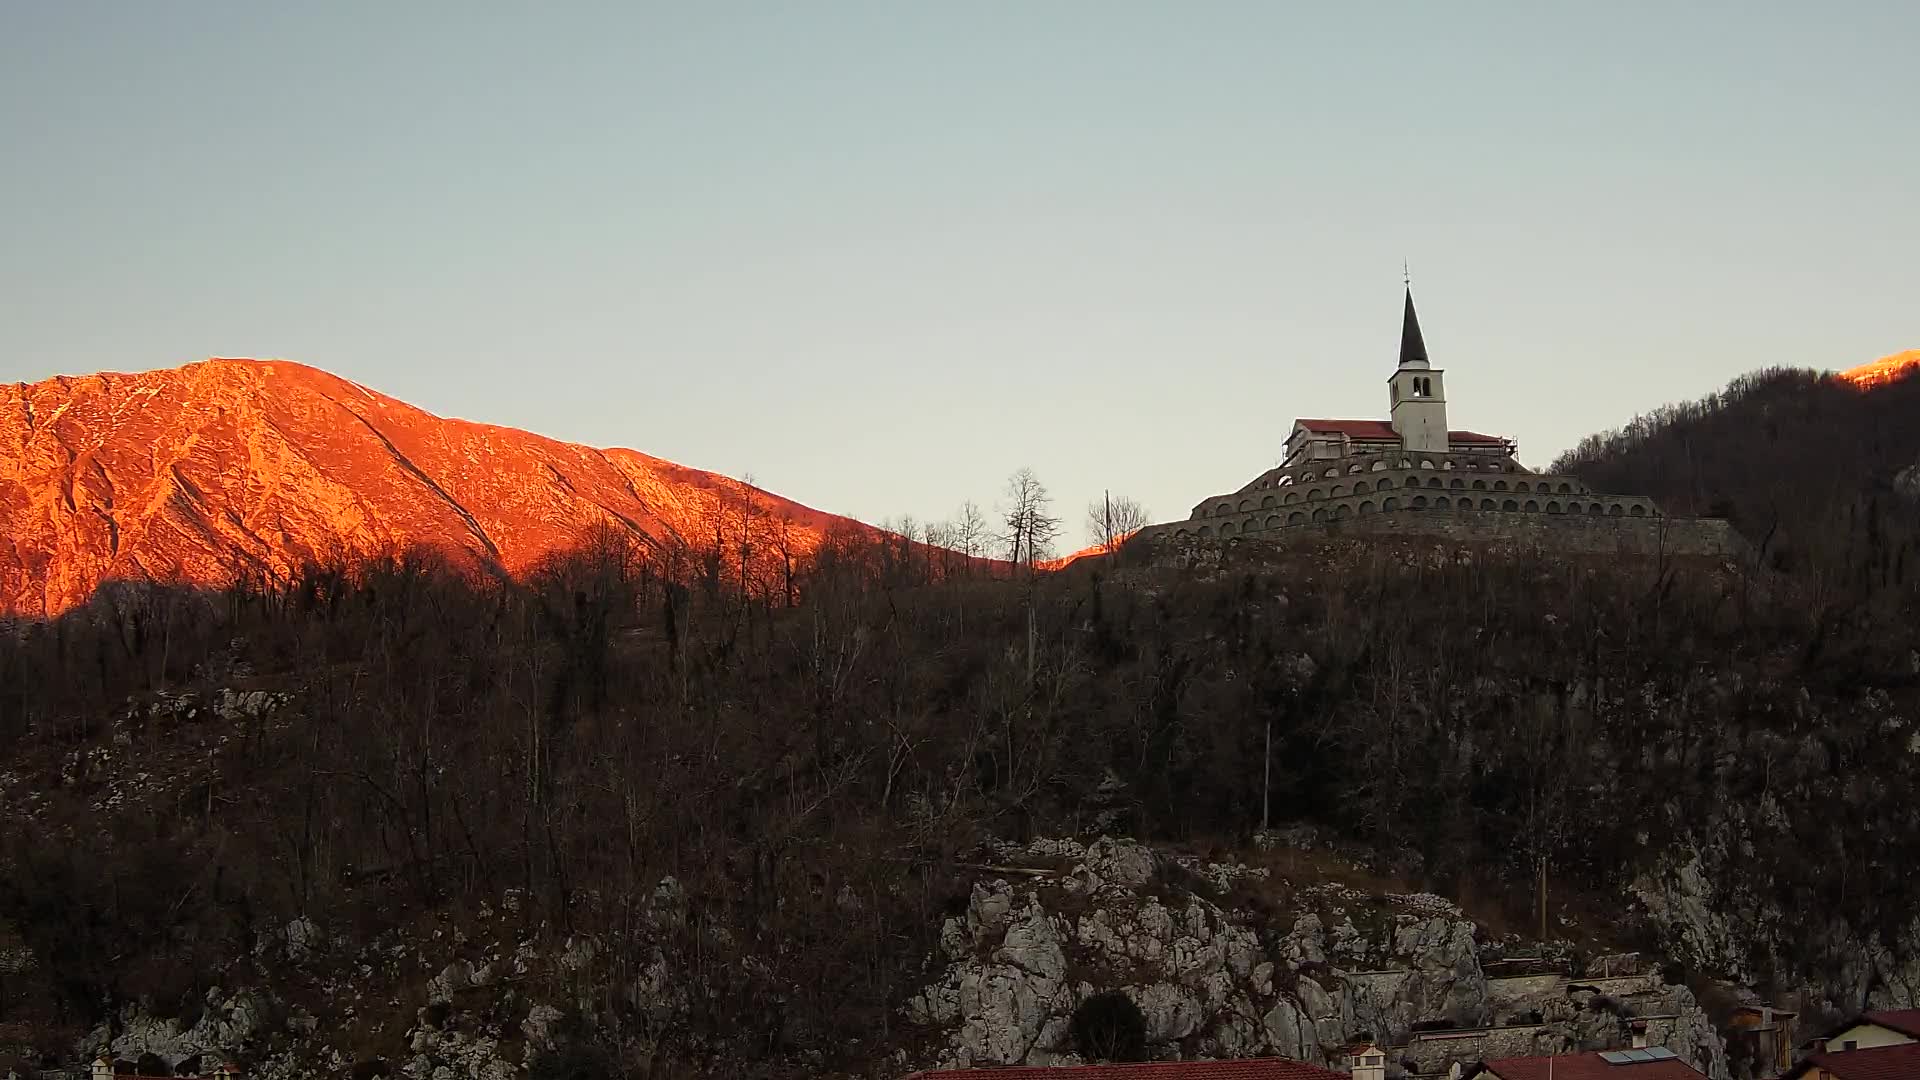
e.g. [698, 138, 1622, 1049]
[1838, 350, 1920, 389]
[0, 358, 882, 616]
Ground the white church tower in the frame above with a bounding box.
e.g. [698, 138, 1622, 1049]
[1387, 286, 1448, 454]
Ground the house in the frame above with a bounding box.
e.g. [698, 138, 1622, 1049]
[1462, 1048, 1707, 1080]
[90, 1057, 244, 1079]
[1783, 1042, 1920, 1080]
[902, 1050, 1357, 1080]
[1726, 1004, 1797, 1078]
[1807, 1009, 1920, 1054]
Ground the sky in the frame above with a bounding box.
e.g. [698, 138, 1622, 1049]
[3, 3, 1916, 546]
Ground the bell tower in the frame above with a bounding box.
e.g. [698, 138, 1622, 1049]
[1388, 285, 1448, 454]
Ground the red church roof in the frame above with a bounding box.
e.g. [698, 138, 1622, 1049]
[1787, 1042, 1920, 1080]
[1292, 419, 1509, 446]
[905, 1058, 1345, 1080]
[1859, 1008, 1920, 1038]
[1471, 1052, 1706, 1080]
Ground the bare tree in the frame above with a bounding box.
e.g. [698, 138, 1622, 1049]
[1000, 468, 1061, 573]
[955, 501, 989, 574]
[1085, 492, 1151, 554]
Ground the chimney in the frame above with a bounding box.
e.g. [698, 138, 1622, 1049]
[91, 1058, 115, 1080]
[1350, 1043, 1388, 1080]
[1631, 1020, 1649, 1050]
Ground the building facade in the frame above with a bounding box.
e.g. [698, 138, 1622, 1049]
[1136, 287, 1736, 556]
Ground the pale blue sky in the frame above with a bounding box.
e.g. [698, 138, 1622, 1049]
[3, 3, 1915, 541]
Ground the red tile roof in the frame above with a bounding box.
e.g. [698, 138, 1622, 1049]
[1291, 419, 1508, 446]
[904, 1058, 1345, 1080]
[1296, 419, 1400, 440]
[1447, 429, 1510, 445]
[1474, 1052, 1706, 1080]
[1860, 1008, 1920, 1038]
[1791, 1042, 1920, 1080]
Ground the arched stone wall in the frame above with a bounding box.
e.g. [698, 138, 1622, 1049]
[1180, 459, 1622, 534]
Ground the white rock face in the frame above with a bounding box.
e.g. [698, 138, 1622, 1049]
[907, 836, 1730, 1079]
[83, 989, 269, 1069]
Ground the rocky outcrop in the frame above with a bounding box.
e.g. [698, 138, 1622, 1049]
[908, 838, 1728, 1079]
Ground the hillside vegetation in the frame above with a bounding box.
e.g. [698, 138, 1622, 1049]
[0, 369, 1917, 1077]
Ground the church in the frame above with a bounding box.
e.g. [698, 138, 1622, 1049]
[1136, 287, 1736, 555]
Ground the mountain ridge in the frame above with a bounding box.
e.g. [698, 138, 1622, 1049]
[1, 357, 875, 616]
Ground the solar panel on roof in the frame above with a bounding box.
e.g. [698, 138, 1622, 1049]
[1599, 1051, 1633, 1064]
[1645, 1047, 1677, 1060]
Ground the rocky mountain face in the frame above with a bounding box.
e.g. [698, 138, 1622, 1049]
[47, 833, 1738, 1080]
[1838, 349, 1920, 390]
[0, 358, 870, 616]
[909, 838, 1725, 1077]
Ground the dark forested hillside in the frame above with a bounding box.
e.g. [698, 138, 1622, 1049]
[1553, 366, 1920, 584]
[3, 506, 1918, 1075]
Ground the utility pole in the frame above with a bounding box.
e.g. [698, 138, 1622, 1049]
[1539, 855, 1549, 942]
[1261, 717, 1272, 833]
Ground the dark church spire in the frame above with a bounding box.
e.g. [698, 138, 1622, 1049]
[1398, 285, 1430, 369]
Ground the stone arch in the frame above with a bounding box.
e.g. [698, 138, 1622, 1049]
[1283, 492, 1299, 505]
[1370, 459, 1388, 472]
[1630, 504, 1647, 516]
[1323, 468, 1338, 479]
[1348, 463, 1364, 474]
[1198, 525, 1215, 537]
[1481, 498, 1496, 510]
[1435, 496, 1451, 509]
[1278, 475, 1293, 486]
[1216, 502, 1232, 515]
[1308, 488, 1324, 500]
[1331, 484, 1347, 498]
[1376, 476, 1394, 489]
[1426, 477, 1443, 489]
[1419, 459, 1436, 470]
[1494, 480, 1509, 491]
[1221, 521, 1237, 535]
[1359, 500, 1376, 515]
[1261, 495, 1277, 509]
[1525, 499, 1540, 512]
[1288, 511, 1307, 525]
[1383, 496, 1400, 511]
[1310, 508, 1326, 523]
[1516, 481, 1532, 492]
[1353, 480, 1370, 495]
[1558, 482, 1574, 493]
[1589, 503, 1604, 515]
[1503, 498, 1519, 511]
[1266, 514, 1283, 529]
[1473, 479, 1488, 490]
[1399, 458, 1413, 469]
[1450, 478, 1465, 489]
[1412, 495, 1429, 509]
[1458, 499, 1474, 510]
[1174, 529, 1191, 538]
[1608, 503, 1624, 516]
[1442, 459, 1455, 470]
[1547, 501, 1562, 514]
[1240, 498, 1254, 512]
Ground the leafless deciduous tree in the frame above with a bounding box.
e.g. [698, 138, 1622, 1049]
[1085, 493, 1150, 554]
[1000, 468, 1061, 573]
